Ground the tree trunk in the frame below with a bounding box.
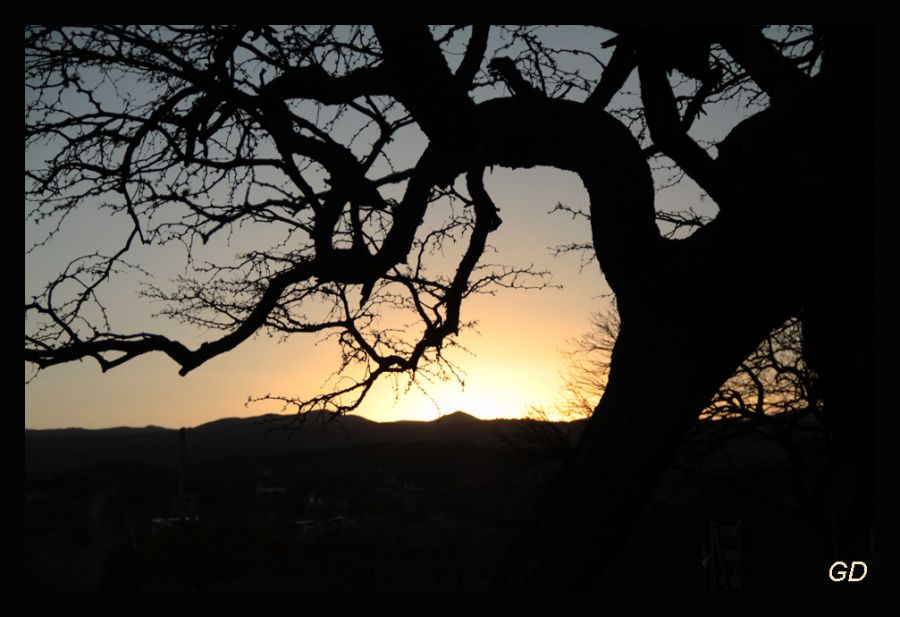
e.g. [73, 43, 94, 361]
[497, 30, 874, 589]
[497, 286, 787, 589]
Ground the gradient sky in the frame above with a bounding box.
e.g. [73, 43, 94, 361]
[25, 26, 752, 429]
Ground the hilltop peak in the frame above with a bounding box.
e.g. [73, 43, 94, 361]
[435, 410, 480, 424]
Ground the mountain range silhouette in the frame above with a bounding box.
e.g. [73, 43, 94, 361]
[25, 411, 554, 473]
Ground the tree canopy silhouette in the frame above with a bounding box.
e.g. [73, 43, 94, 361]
[25, 26, 874, 589]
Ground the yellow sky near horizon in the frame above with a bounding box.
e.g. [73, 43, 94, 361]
[25, 166, 615, 430]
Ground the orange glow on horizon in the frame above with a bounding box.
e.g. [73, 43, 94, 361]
[26, 166, 614, 430]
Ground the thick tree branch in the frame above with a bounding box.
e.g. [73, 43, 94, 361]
[261, 63, 390, 103]
[472, 97, 662, 298]
[26, 260, 318, 375]
[638, 61, 728, 206]
[373, 25, 475, 139]
[718, 27, 809, 103]
[585, 44, 636, 110]
[454, 25, 490, 88]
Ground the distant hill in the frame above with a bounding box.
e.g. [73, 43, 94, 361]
[25, 411, 560, 473]
[26, 410, 820, 479]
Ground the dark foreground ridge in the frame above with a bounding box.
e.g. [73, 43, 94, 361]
[25, 411, 846, 591]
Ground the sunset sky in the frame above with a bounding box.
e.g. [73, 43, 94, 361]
[25, 26, 748, 429]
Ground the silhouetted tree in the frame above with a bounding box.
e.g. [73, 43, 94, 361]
[25, 26, 874, 589]
[522, 308, 841, 532]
